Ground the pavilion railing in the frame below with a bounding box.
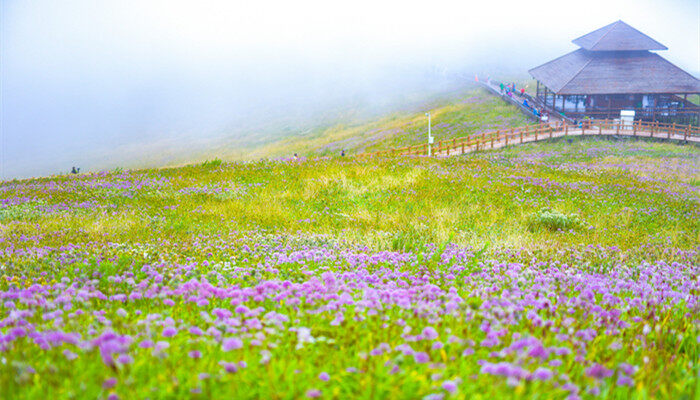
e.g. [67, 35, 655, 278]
[355, 119, 700, 159]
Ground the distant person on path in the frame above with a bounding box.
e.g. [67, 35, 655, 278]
[294, 153, 298, 160]
[341, 149, 345, 157]
[520, 88, 525, 96]
[71, 167, 80, 174]
[500, 82, 504, 93]
[523, 99, 529, 108]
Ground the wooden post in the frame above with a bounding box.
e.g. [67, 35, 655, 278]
[616, 119, 620, 134]
[535, 125, 538, 141]
[461, 139, 465, 154]
[684, 125, 689, 142]
[565, 122, 568, 136]
[633, 120, 637, 136]
[669, 123, 674, 139]
[520, 129, 524, 143]
[544, 87, 548, 109]
[549, 124, 553, 139]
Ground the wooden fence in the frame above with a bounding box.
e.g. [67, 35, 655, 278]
[356, 119, 700, 158]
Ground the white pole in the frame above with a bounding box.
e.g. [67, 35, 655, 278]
[426, 112, 432, 156]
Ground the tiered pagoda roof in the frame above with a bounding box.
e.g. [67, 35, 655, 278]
[529, 21, 700, 95]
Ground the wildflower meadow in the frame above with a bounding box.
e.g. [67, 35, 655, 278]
[1, 138, 698, 399]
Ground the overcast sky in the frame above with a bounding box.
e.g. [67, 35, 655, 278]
[1, 0, 698, 179]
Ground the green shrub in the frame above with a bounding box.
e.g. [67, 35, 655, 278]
[202, 158, 223, 168]
[527, 207, 584, 232]
[0, 202, 43, 222]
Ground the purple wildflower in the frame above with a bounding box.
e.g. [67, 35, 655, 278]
[422, 326, 439, 340]
[162, 327, 177, 338]
[532, 367, 553, 381]
[586, 364, 613, 379]
[220, 361, 238, 373]
[222, 337, 243, 351]
[442, 380, 458, 393]
[414, 352, 430, 364]
[103, 377, 117, 389]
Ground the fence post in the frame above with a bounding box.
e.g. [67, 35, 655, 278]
[565, 122, 568, 136]
[535, 125, 538, 141]
[549, 124, 553, 139]
[461, 139, 465, 154]
[582, 121, 586, 135]
[616, 119, 620, 135]
[669, 123, 674, 139]
[520, 129, 524, 143]
[684, 125, 689, 142]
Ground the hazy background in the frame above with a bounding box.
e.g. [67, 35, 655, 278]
[2, 0, 698, 179]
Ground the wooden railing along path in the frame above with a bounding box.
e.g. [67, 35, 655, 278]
[356, 119, 700, 159]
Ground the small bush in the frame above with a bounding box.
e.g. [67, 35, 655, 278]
[0, 203, 43, 222]
[527, 208, 584, 232]
[202, 159, 223, 168]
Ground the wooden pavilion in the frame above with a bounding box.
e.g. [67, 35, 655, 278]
[529, 21, 700, 124]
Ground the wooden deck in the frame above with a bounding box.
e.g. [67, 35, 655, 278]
[357, 119, 700, 159]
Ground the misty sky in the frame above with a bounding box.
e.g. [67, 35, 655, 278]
[1, 0, 698, 179]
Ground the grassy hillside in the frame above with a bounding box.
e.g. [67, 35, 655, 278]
[215, 87, 531, 160]
[1, 137, 698, 399]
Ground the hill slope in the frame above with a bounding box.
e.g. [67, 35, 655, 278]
[213, 86, 531, 160]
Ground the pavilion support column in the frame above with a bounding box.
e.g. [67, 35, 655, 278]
[553, 94, 557, 113]
[536, 81, 540, 100]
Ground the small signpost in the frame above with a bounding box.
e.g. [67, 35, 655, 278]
[620, 110, 635, 130]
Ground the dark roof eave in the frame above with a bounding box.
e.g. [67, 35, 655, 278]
[554, 90, 700, 95]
